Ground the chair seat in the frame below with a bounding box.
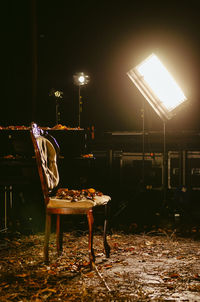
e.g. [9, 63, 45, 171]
[47, 195, 111, 209]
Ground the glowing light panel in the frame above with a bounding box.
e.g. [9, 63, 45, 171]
[127, 53, 187, 120]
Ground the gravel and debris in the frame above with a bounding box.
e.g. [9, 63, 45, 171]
[1, 229, 200, 301]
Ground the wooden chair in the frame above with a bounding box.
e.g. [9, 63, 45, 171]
[30, 123, 111, 267]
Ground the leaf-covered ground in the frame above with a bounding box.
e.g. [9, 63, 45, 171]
[1, 228, 200, 301]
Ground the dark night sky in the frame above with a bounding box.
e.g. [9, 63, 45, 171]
[4, 0, 200, 132]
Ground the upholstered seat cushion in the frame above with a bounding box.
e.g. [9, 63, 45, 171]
[47, 195, 111, 208]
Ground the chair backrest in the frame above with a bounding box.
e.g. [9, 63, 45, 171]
[30, 123, 60, 205]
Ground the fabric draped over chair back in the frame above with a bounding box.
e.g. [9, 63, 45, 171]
[36, 136, 59, 190]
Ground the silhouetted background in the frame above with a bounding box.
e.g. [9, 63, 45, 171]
[3, 0, 200, 132]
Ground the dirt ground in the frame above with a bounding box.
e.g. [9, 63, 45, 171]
[1, 228, 200, 301]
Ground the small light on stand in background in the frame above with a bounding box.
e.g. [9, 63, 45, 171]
[73, 72, 90, 127]
[49, 88, 64, 125]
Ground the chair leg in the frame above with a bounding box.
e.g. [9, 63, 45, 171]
[87, 209, 95, 268]
[103, 204, 111, 258]
[44, 213, 51, 263]
[56, 214, 63, 256]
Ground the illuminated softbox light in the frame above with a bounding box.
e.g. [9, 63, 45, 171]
[127, 53, 187, 121]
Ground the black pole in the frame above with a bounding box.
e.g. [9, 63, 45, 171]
[163, 121, 167, 205]
[31, 0, 38, 121]
[142, 99, 145, 187]
[55, 99, 61, 125]
[78, 86, 81, 127]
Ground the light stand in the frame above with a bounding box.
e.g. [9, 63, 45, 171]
[55, 99, 60, 125]
[49, 89, 63, 125]
[78, 85, 82, 128]
[73, 72, 90, 128]
[127, 53, 187, 205]
[163, 120, 167, 204]
[141, 98, 145, 188]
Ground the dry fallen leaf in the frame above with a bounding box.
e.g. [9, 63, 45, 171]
[16, 273, 29, 277]
[84, 271, 94, 278]
[169, 273, 180, 279]
[104, 264, 113, 269]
